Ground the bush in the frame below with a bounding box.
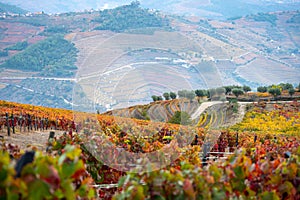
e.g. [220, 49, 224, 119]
[232, 88, 244, 97]
[257, 86, 267, 93]
[93, 1, 168, 32]
[0, 145, 95, 199]
[1, 35, 78, 77]
[168, 111, 191, 125]
[5, 41, 28, 51]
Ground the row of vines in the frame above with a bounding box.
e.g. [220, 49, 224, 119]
[0, 100, 299, 199]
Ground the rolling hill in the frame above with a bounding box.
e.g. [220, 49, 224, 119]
[0, 2, 27, 14]
[0, 3, 299, 111]
[2, 0, 300, 19]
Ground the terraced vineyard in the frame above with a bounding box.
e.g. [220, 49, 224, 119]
[105, 98, 201, 122]
[0, 100, 300, 199]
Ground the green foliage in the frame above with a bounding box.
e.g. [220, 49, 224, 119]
[93, 1, 168, 32]
[151, 95, 163, 102]
[0, 145, 95, 199]
[1, 35, 78, 77]
[232, 88, 244, 97]
[178, 90, 195, 101]
[0, 2, 27, 14]
[287, 13, 300, 23]
[168, 111, 191, 125]
[157, 96, 163, 101]
[243, 85, 251, 93]
[0, 50, 8, 57]
[279, 83, 294, 90]
[11, 15, 48, 26]
[288, 88, 295, 97]
[151, 95, 158, 102]
[268, 88, 281, 98]
[195, 89, 206, 97]
[249, 12, 278, 26]
[141, 109, 150, 120]
[224, 86, 233, 94]
[223, 85, 243, 95]
[216, 87, 226, 96]
[208, 88, 216, 98]
[5, 41, 28, 51]
[170, 92, 177, 99]
[229, 98, 239, 113]
[257, 86, 268, 93]
[42, 25, 69, 35]
[114, 147, 300, 199]
[163, 92, 170, 100]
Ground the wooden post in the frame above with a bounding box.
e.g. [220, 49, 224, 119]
[19, 114, 22, 132]
[236, 132, 239, 147]
[202, 142, 210, 166]
[46, 131, 55, 153]
[6, 113, 10, 136]
[11, 114, 15, 134]
[49, 131, 55, 140]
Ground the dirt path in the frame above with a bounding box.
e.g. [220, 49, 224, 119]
[191, 101, 224, 120]
[0, 130, 65, 152]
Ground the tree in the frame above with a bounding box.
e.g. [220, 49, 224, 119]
[157, 96, 163, 101]
[279, 83, 293, 90]
[195, 89, 206, 98]
[220, 96, 227, 102]
[216, 87, 226, 96]
[178, 90, 195, 101]
[232, 88, 244, 98]
[208, 88, 216, 98]
[268, 88, 281, 99]
[257, 86, 267, 93]
[151, 95, 158, 102]
[187, 92, 195, 101]
[163, 92, 170, 100]
[5, 41, 28, 51]
[168, 111, 191, 125]
[170, 92, 176, 100]
[224, 86, 232, 95]
[177, 90, 187, 98]
[288, 88, 295, 97]
[243, 85, 251, 93]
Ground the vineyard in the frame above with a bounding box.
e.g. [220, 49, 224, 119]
[105, 98, 200, 122]
[0, 100, 300, 199]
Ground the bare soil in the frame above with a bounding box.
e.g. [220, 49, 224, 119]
[0, 129, 65, 152]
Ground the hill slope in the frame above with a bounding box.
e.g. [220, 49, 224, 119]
[2, 0, 300, 19]
[0, 2, 27, 14]
[0, 4, 299, 111]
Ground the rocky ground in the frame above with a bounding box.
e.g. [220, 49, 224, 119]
[0, 129, 65, 152]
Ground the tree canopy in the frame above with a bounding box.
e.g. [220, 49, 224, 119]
[268, 88, 281, 98]
[93, 1, 168, 32]
[1, 35, 78, 77]
[168, 111, 191, 125]
[232, 88, 244, 97]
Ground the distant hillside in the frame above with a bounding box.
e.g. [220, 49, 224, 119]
[104, 98, 241, 129]
[0, 79, 89, 110]
[93, 1, 168, 32]
[0, 2, 27, 14]
[0, 3, 299, 111]
[2, 0, 300, 19]
[0, 35, 78, 77]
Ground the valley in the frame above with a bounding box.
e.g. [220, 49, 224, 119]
[0, 1, 299, 199]
[0, 2, 299, 111]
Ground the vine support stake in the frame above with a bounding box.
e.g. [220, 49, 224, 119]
[236, 132, 238, 147]
[11, 114, 15, 134]
[6, 113, 10, 136]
